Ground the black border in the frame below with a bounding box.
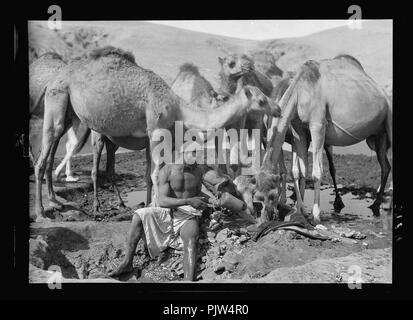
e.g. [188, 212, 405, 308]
[7, 1, 411, 302]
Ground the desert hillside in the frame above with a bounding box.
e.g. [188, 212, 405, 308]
[28, 20, 392, 155]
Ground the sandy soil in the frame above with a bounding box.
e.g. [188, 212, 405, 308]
[29, 151, 392, 284]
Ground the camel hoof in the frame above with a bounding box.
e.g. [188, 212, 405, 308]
[333, 197, 345, 213]
[65, 175, 79, 182]
[35, 216, 52, 223]
[49, 199, 63, 210]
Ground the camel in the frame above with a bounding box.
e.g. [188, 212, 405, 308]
[34, 46, 280, 222]
[91, 62, 224, 214]
[256, 54, 392, 224]
[171, 63, 222, 109]
[29, 52, 90, 182]
[267, 76, 346, 212]
[217, 53, 275, 177]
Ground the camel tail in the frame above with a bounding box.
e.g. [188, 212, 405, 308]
[29, 86, 46, 118]
[72, 126, 91, 155]
[385, 97, 393, 169]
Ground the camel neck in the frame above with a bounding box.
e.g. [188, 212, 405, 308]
[176, 93, 247, 131]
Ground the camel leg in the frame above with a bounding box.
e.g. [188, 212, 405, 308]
[291, 140, 307, 216]
[309, 122, 326, 224]
[34, 90, 68, 222]
[145, 138, 152, 206]
[369, 133, 391, 214]
[325, 145, 344, 212]
[104, 138, 124, 208]
[54, 122, 80, 182]
[91, 131, 105, 214]
[45, 136, 65, 210]
[279, 148, 288, 205]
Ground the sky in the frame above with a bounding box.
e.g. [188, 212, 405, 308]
[147, 20, 350, 40]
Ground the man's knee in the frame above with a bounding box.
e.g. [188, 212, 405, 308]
[181, 219, 199, 242]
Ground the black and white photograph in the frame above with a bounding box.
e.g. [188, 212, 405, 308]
[9, 3, 408, 303]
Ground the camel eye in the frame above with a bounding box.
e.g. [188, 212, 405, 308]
[259, 99, 266, 106]
[229, 61, 235, 68]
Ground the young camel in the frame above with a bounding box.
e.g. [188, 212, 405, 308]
[218, 53, 274, 177]
[257, 54, 392, 224]
[29, 52, 90, 182]
[34, 46, 280, 222]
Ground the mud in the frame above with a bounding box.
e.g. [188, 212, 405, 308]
[29, 151, 393, 283]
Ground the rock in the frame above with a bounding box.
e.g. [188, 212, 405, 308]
[362, 242, 369, 248]
[231, 235, 239, 241]
[315, 224, 328, 231]
[216, 228, 230, 243]
[239, 228, 249, 235]
[239, 235, 249, 244]
[207, 231, 216, 239]
[214, 263, 226, 274]
[29, 236, 52, 269]
[219, 245, 227, 256]
[337, 184, 343, 189]
[332, 238, 341, 243]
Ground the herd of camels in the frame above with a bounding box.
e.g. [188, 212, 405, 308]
[29, 45, 392, 225]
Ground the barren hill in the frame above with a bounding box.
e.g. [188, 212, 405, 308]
[28, 20, 392, 155]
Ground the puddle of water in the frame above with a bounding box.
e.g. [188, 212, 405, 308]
[286, 184, 392, 225]
[125, 190, 147, 207]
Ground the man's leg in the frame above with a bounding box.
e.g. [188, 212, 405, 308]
[180, 219, 199, 281]
[109, 212, 144, 277]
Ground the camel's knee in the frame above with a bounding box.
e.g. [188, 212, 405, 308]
[312, 164, 322, 183]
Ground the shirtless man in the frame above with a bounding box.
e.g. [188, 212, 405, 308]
[109, 152, 211, 281]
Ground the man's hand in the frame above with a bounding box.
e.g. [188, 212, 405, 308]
[187, 197, 209, 210]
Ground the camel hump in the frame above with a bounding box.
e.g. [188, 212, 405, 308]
[89, 46, 136, 64]
[178, 63, 200, 76]
[299, 60, 321, 83]
[334, 54, 364, 71]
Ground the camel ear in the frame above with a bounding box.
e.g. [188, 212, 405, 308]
[244, 87, 252, 99]
[218, 57, 224, 65]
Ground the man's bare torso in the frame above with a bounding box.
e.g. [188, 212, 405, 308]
[162, 164, 204, 199]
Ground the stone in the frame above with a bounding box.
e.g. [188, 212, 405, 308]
[315, 224, 328, 231]
[214, 263, 226, 274]
[239, 235, 249, 244]
[216, 228, 230, 243]
[207, 231, 216, 239]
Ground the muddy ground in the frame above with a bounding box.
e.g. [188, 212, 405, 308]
[29, 151, 393, 283]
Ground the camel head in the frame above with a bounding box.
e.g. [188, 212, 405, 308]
[253, 170, 282, 221]
[241, 85, 281, 118]
[233, 171, 281, 221]
[218, 53, 255, 79]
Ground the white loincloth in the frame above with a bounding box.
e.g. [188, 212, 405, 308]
[136, 205, 200, 258]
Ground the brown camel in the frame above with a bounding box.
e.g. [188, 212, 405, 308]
[235, 75, 347, 223]
[257, 54, 392, 224]
[218, 53, 275, 177]
[269, 75, 346, 212]
[91, 62, 223, 214]
[29, 52, 91, 182]
[34, 46, 280, 222]
[171, 63, 222, 109]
